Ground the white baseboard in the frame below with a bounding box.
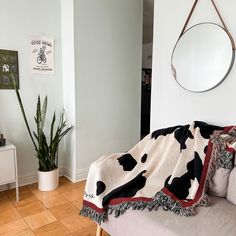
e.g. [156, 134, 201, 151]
[0, 166, 64, 192]
[75, 168, 89, 182]
[63, 167, 76, 182]
[0, 167, 88, 191]
[63, 167, 89, 183]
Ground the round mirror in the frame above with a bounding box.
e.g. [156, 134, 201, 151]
[171, 23, 235, 92]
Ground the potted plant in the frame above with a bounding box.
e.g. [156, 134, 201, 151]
[13, 81, 72, 191]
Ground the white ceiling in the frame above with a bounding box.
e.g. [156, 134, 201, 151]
[143, 0, 154, 44]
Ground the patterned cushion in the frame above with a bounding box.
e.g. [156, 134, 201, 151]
[208, 132, 235, 198]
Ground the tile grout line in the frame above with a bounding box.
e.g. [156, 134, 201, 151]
[0, 177, 93, 235]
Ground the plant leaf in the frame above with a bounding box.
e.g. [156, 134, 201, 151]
[11, 73, 37, 151]
[41, 96, 47, 130]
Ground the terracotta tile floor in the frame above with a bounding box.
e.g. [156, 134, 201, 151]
[0, 177, 109, 236]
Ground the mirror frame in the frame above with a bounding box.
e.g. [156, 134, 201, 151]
[171, 22, 235, 92]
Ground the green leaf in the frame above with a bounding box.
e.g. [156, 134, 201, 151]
[11, 74, 37, 151]
[41, 96, 47, 130]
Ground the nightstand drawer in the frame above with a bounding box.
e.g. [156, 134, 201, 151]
[0, 149, 16, 184]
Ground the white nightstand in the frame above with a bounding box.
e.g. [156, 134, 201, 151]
[0, 141, 19, 201]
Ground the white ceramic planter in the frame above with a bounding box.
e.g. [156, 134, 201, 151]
[38, 168, 59, 191]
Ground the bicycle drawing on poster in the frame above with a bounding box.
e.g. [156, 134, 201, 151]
[30, 36, 54, 75]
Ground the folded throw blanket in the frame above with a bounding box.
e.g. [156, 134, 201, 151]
[80, 121, 236, 224]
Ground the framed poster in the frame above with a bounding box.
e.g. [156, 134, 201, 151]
[0, 49, 19, 89]
[30, 36, 54, 75]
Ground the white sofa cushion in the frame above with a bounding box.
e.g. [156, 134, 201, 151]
[227, 157, 236, 205]
[101, 197, 236, 236]
[208, 167, 231, 197]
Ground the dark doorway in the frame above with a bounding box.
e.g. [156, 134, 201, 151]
[141, 69, 151, 139]
[141, 0, 153, 139]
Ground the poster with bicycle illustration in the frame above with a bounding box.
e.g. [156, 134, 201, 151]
[30, 36, 54, 75]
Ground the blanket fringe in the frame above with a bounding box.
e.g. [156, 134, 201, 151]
[199, 193, 210, 207]
[80, 205, 108, 225]
[80, 200, 151, 224]
[150, 192, 195, 216]
[107, 200, 150, 217]
[80, 192, 198, 224]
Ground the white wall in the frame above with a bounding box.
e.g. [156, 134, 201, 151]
[0, 0, 143, 185]
[74, 0, 143, 176]
[61, 0, 77, 182]
[0, 0, 63, 184]
[151, 0, 236, 130]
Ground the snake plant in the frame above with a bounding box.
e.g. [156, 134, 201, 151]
[13, 78, 72, 171]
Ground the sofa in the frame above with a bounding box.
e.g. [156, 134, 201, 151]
[101, 196, 236, 236]
[81, 123, 236, 236]
[100, 156, 236, 236]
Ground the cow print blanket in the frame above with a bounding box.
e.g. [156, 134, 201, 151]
[80, 121, 236, 224]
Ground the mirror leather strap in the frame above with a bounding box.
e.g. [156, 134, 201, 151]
[179, 0, 235, 50]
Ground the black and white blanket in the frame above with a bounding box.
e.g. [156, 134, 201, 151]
[80, 121, 236, 224]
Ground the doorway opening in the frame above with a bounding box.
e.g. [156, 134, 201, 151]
[141, 0, 154, 139]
